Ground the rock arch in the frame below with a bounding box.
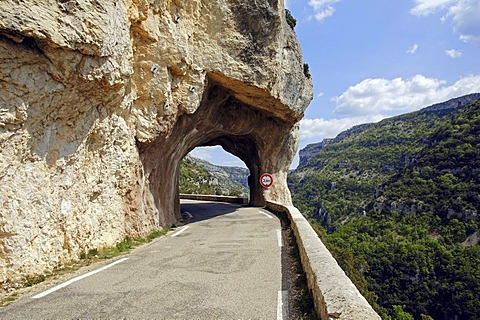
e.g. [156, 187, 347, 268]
[0, 0, 312, 281]
[138, 72, 301, 227]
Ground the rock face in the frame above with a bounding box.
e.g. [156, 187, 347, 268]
[220, 166, 249, 189]
[183, 156, 249, 195]
[298, 141, 328, 168]
[420, 93, 480, 114]
[0, 0, 312, 282]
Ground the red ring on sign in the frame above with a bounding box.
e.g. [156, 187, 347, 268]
[260, 173, 273, 188]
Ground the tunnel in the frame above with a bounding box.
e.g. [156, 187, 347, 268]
[137, 72, 301, 227]
[192, 136, 261, 202]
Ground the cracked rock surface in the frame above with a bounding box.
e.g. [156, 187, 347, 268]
[0, 0, 312, 281]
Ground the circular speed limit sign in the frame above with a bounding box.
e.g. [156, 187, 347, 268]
[260, 173, 273, 188]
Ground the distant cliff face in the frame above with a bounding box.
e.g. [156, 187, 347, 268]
[180, 156, 249, 196]
[298, 141, 328, 168]
[298, 123, 373, 169]
[221, 166, 250, 189]
[0, 0, 312, 282]
[420, 93, 480, 114]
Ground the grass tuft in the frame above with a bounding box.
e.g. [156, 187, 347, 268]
[24, 274, 46, 287]
[81, 228, 170, 261]
[147, 229, 169, 241]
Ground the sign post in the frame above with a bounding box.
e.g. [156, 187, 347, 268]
[259, 173, 273, 188]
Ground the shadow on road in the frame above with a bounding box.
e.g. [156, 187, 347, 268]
[180, 200, 248, 223]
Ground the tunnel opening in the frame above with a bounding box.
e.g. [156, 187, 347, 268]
[137, 73, 299, 227]
[180, 146, 250, 198]
[178, 133, 265, 207]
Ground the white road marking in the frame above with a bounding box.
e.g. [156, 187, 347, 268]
[170, 225, 190, 237]
[277, 290, 288, 320]
[277, 229, 283, 247]
[259, 210, 273, 219]
[32, 258, 129, 299]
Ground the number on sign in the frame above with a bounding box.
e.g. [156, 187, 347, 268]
[260, 173, 273, 188]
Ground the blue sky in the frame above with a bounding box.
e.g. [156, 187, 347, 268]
[191, 0, 480, 169]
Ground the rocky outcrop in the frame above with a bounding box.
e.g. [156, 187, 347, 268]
[463, 230, 480, 247]
[221, 166, 249, 189]
[298, 123, 373, 169]
[420, 93, 480, 114]
[185, 156, 249, 194]
[298, 141, 328, 168]
[0, 0, 312, 282]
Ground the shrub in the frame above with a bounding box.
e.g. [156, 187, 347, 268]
[285, 9, 296, 30]
[303, 63, 311, 79]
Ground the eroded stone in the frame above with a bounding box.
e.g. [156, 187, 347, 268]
[0, 0, 312, 282]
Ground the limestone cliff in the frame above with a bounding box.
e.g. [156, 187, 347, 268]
[0, 0, 312, 282]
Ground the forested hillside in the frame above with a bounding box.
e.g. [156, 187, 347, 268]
[179, 156, 248, 197]
[289, 94, 480, 319]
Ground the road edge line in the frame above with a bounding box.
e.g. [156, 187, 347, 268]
[277, 290, 288, 320]
[277, 229, 283, 247]
[32, 257, 129, 299]
[170, 225, 190, 238]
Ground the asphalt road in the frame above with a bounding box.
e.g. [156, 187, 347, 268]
[1, 200, 286, 319]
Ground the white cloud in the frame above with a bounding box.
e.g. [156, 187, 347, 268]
[449, 0, 480, 45]
[407, 44, 419, 54]
[300, 115, 383, 140]
[189, 146, 217, 160]
[445, 48, 463, 58]
[300, 74, 480, 142]
[411, 0, 480, 45]
[410, 0, 457, 15]
[332, 74, 480, 117]
[308, 0, 341, 22]
[317, 92, 325, 98]
[188, 146, 247, 168]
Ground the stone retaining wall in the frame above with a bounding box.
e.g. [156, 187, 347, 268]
[266, 201, 380, 320]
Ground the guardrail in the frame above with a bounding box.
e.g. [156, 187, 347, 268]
[179, 193, 248, 204]
[266, 201, 380, 320]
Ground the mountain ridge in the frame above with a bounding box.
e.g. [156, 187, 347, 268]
[299, 93, 480, 169]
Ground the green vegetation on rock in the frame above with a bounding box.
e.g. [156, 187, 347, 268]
[180, 156, 219, 195]
[285, 9, 297, 30]
[179, 156, 249, 197]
